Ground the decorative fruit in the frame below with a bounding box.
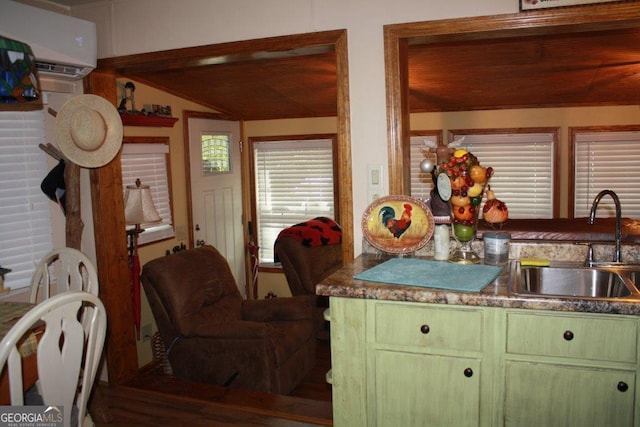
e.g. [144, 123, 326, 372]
[470, 195, 483, 206]
[453, 223, 475, 242]
[450, 195, 470, 207]
[483, 186, 509, 224]
[453, 149, 468, 158]
[453, 204, 475, 222]
[450, 176, 467, 191]
[469, 165, 487, 184]
[467, 182, 484, 198]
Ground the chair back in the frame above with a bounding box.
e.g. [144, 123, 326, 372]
[273, 217, 342, 296]
[0, 291, 106, 427]
[275, 237, 343, 296]
[29, 247, 99, 304]
[141, 245, 243, 344]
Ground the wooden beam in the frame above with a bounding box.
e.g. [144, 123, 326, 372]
[84, 70, 138, 385]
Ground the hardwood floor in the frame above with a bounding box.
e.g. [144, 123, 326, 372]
[94, 339, 333, 426]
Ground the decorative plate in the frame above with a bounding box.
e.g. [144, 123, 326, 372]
[362, 195, 435, 254]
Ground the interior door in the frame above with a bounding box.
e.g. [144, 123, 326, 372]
[188, 117, 245, 295]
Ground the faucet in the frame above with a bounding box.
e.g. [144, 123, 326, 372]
[588, 189, 622, 263]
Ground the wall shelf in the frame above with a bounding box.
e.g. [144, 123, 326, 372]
[119, 113, 179, 127]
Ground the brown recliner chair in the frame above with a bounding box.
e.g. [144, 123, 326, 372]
[141, 245, 316, 395]
[274, 218, 343, 337]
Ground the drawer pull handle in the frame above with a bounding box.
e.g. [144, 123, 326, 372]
[464, 368, 473, 378]
[618, 382, 629, 392]
[563, 330, 574, 341]
[420, 324, 430, 334]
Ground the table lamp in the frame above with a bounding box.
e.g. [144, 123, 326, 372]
[124, 178, 161, 257]
[124, 178, 161, 339]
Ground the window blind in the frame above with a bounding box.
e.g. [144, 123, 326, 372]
[121, 143, 174, 245]
[574, 130, 640, 218]
[409, 135, 438, 202]
[0, 110, 53, 290]
[254, 139, 335, 263]
[453, 132, 555, 219]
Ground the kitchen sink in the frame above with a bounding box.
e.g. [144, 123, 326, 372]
[510, 262, 640, 299]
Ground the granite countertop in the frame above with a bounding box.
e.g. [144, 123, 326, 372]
[316, 253, 640, 316]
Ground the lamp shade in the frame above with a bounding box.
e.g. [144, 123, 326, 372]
[0, 36, 40, 105]
[124, 179, 161, 226]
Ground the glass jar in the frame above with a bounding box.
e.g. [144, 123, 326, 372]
[483, 231, 510, 265]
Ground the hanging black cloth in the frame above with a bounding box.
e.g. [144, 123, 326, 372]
[40, 159, 66, 214]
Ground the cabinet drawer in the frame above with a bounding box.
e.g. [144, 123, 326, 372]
[374, 302, 483, 352]
[507, 311, 638, 363]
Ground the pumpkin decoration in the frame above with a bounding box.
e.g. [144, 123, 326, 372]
[482, 186, 509, 224]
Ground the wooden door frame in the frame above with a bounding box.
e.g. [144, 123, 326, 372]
[385, 3, 640, 195]
[88, 30, 353, 381]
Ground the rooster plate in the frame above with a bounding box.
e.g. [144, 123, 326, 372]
[362, 195, 435, 254]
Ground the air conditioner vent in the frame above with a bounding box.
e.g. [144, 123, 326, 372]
[36, 61, 86, 79]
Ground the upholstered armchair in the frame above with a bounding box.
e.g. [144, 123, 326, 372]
[141, 245, 316, 395]
[274, 217, 343, 337]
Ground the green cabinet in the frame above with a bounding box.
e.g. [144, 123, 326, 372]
[329, 298, 499, 427]
[374, 351, 481, 426]
[504, 361, 634, 426]
[329, 297, 640, 427]
[503, 311, 638, 427]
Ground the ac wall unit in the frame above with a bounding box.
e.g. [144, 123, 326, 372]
[0, 0, 97, 80]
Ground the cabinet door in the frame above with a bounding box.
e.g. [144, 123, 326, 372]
[504, 361, 635, 427]
[374, 350, 481, 427]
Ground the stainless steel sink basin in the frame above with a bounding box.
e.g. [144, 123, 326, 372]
[510, 262, 640, 299]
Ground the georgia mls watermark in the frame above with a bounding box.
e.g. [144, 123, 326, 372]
[0, 406, 63, 427]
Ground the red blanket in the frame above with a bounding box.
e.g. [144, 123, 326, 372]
[274, 217, 341, 262]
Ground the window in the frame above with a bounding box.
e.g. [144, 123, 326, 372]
[121, 138, 174, 245]
[449, 129, 558, 219]
[251, 136, 337, 264]
[201, 133, 230, 173]
[0, 110, 53, 290]
[409, 132, 442, 201]
[572, 127, 640, 218]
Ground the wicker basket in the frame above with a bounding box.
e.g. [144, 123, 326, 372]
[151, 331, 173, 376]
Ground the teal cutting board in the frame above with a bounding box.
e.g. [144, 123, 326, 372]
[354, 258, 503, 292]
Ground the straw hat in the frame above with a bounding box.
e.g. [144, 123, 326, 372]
[55, 94, 123, 168]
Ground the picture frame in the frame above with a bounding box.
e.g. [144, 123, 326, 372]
[520, 0, 621, 11]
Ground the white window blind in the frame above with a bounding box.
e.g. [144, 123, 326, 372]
[121, 143, 174, 245]
[254, 138, 335, 263]
[0, 110, 53, 290]
[410, 135, 438, 202]
[453, 132, 555, 219]
[574, 130, 640, 218]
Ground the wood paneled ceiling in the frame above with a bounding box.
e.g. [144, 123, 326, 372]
[408, 27, 640, 112]
[98, 38, 340, 121]
[98, 27, 640, 120]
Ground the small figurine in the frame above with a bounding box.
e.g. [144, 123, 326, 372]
[118, 81, 136, 112]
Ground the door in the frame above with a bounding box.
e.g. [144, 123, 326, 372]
[188, 118, 245, 295]
[504, 361, 635, 427]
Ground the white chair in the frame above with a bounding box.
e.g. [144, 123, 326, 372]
[0, 291, 107, 427]
[29, 247, 99, 303]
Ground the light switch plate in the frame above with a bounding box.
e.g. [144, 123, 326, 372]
[367, 164, 383, 189]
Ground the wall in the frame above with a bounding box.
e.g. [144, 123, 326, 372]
[70, 0, 517, 257]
